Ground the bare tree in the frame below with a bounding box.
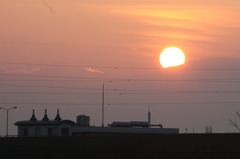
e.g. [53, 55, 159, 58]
[229, 112, 240, 131]
[205, 126, 213, 133]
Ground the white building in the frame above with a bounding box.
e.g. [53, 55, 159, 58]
[15, 109, 75, 137]
[76, 115, 90, 126]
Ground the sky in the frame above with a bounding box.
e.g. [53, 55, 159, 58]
[1, 0, 240, 135]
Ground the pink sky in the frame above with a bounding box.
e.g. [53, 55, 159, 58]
[1, 0, 240, 134]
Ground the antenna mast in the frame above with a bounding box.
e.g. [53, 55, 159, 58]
[102, 83, 105, 127]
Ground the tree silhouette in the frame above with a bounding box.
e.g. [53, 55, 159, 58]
[229, 112, 240, 132]
[205, 126, 213, 133]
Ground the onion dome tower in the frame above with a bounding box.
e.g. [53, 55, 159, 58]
[54, 109, 62, 121]
[42, 109, 49, 121]
[29, 109, 37, 121]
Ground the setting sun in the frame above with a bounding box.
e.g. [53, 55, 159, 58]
[159, 47, 185, 68]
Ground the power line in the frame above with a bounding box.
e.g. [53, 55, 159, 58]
[108, 101, 240, 105]
[0, 73, 102, 79]
[0, 79, 100, 82]
[0, 102, 101, 106]
[1, 76, 240, 83]
[0, 91, 102, 95]
[0, 90, 240, 95]
[1, 73, 240, 83]
[0, 101, 240, 106]
[113, 91, 240, 94]
[1, 61, 240, 71]
[0, 61, 144, 70]
[1, 84, 240, 95]
[0, 84, 104, 90]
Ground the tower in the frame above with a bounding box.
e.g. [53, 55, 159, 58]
[148, 105, 151, 125]
[42, 109, 49, 121]
[29, 109, 37, 121]
[54, 109, 62, 121]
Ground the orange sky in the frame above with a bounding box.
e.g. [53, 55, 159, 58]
[1, 0, 240, 134]
[1, 1, 240, 62]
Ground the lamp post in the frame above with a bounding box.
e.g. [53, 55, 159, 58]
[0, 106, 17, 137]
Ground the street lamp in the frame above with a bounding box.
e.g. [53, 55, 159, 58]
[0, 106, 17, 137]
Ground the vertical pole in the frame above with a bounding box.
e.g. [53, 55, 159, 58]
[148, 110, 151, 124]
[6, 110, 9, 137]
[148, 105, 151, 128]
[0, 107, 17, 137]
[102, 83, 105, 127]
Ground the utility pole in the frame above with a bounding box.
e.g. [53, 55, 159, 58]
[148, 105, 151, 125]
[102, 83, 105, 127]
[0, 106, 17, 137]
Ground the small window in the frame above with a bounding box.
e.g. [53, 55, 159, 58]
[35, 127, 41, 136]
[48, 128, 53, 136]
[61, 128, 69, 136]
[23, 128, 28, 136]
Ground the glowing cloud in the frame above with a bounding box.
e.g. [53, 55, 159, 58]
[84, 67, 104, 74]
[0, 66, 41, 74]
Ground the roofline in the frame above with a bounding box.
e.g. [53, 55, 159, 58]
[15, 120, 76, 126]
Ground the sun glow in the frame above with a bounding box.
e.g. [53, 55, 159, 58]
[159, 47, 185, 68]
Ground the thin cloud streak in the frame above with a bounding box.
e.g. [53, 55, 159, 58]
[105, 3, 240, 59]
[0, 66, 41, 74]
[84, 67, 104, 74]
[42, 2, 54, 14]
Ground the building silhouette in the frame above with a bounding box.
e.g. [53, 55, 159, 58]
[15, 109, 179, 137]
[15, 109, 75, 136]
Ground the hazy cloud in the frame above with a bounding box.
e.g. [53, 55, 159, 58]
[42, 2, 54, 14]
[0, 66, 41, 74]
[84, 67, 104, 74]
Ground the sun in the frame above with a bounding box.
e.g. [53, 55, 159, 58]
[159, 47, 185, 68]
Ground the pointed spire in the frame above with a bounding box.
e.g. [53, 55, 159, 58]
[54, 109, 62, 121]
[42, 109, 49, 121]
[29, 109, 37, 121]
